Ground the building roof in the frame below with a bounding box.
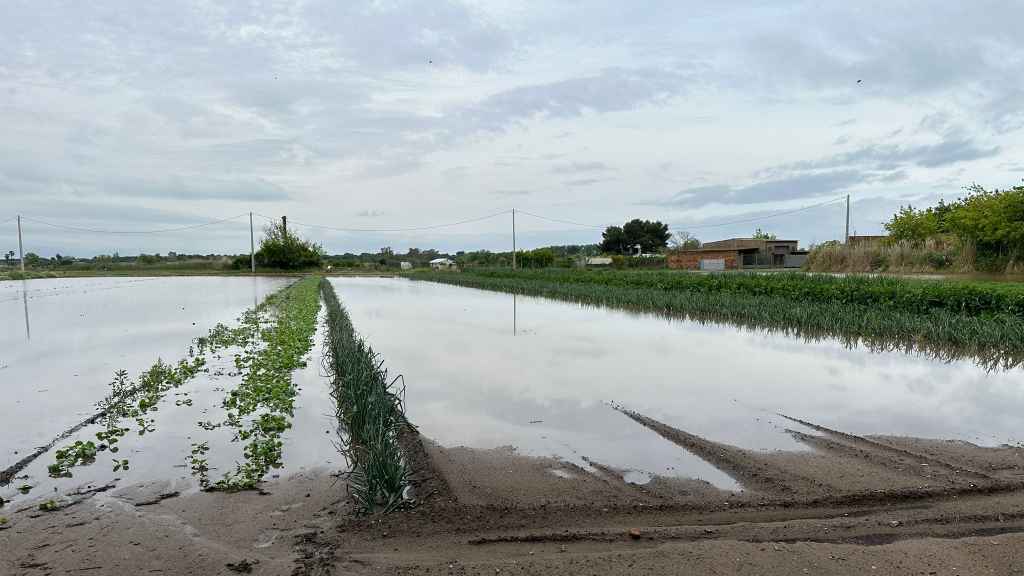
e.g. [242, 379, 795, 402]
[700, 238, 798, 250]
[429, 257, 454, 264]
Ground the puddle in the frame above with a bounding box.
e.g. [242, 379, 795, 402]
[328, 277, 1024, 490]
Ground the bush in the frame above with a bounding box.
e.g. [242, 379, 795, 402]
[517, 248, 556, 268]
[254, 222, 323, 270]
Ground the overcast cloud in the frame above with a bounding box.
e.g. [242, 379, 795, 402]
[1, 0, 1023, 256]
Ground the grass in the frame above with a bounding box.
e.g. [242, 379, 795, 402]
[408, 268, 1024, 370]
[320, 278, 410, 514]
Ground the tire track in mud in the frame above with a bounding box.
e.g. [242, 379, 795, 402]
[612, 407, 829, 497]
[779, 414, 995, 483]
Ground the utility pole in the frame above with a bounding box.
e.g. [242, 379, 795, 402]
[282, 215, 287, 237]
[249, 212, 255, 274]
[845, 194, 850, 244]
[511, 208, 517, 270]
[17, 215, 24, 272]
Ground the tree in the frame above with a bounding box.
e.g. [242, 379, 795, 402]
[600, 219, 671, 254]
[254, 221, 323, 270]
[600, 226, 627, 254]
[4, 250, 13, 264]
[884, 205, 939, 243]
[669, 231, 701, 250]
[752, 228, 777, 240]
[23, 252, 44, 268]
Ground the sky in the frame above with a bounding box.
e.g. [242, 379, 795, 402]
[2, 0, 1023, 257]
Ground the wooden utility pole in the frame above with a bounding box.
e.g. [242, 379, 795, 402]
[17, 215, 24, 272]
[511, 208, 517, 270]
[282, 215, 288, 237]
[249, 212, 255, 273]
[845, 194, 850, 244]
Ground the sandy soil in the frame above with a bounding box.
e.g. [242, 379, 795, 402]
[6, 411, 1024, 575]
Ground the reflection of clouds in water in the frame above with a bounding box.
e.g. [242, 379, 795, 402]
[330, 277, 1024, 458]
[1, 276, 292, 466]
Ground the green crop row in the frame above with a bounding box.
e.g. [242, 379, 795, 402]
[423, 268, 1024, 318]
[320, 278, 410, 514]
[410, 269, 1024, 370]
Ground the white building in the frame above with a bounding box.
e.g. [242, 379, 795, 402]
[429, 258, 456, 270]
[400, 261, 413, 270]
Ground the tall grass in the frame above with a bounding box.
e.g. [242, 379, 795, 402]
[319, 278, 409, 513]
[805, 238, 976, 274]
[409, 269, 1024, 370]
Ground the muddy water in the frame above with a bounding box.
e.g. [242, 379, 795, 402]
[0, 276, 292, 468]
[328, 277, 1024, 490]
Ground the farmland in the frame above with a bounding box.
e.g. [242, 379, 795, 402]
[409, 268, 1024, 368]
[4, 272, 1024, 575]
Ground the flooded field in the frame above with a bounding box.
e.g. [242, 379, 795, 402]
[5, 275, 1024, 575]
[0, 276, 337, 507]
[329, 276, 1024, 491]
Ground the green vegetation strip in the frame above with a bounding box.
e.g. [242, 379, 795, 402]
[410, 269, 1024, 369]
[190, 276, 321, 490]
[320, 278, 410, 514]
[44, 277, 320, 490]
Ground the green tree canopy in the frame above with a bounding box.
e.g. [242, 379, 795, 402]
[600, 219, 670, 254]
[255, 222, 323, 270]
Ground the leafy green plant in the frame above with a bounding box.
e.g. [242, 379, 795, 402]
[187, 277, 320, 491]
[49, 441, 98, 478]
[39, 500, 59, 512]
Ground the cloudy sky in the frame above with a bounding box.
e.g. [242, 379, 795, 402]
[2, 1, 1022, 257]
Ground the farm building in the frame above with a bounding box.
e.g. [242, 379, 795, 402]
[429, 258, 457, 270]
[668, 238, 808, 271]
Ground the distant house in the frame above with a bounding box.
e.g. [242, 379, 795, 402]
[586, 256, 613, 266]
[400, 261, 413, 271]
[668, 238, 807, 271]
[429, 258, 456, 270]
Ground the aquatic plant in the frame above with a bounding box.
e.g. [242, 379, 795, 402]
[409, 269, 1024, 370]
[320, 278, 410, 514]
[198, 276, 321, 491]
[48, 441, 98, 478]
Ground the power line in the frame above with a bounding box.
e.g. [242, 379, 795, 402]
[19, 213, 249, 235]
[515, 210, 606, 230]
[672, 196, 846, 230]
[255, 210, 512, 233]
[517, 196, 846, 231]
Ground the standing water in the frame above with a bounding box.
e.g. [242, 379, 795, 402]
[329, 277, 1024, 489]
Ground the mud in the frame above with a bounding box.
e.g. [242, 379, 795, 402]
[8, 409, 1024, 575]
[1, 470, 341, 576]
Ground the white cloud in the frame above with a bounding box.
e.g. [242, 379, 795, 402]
[2, 0, 1023, 255]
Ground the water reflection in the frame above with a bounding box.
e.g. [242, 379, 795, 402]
[428, 280, 1024, 372]
[1, 276, 292, 467]
[21, 280, 30, 341]
[329, 277, 1024, 465]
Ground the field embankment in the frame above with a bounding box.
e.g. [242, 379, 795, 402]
[408, 268, 1024, 368]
